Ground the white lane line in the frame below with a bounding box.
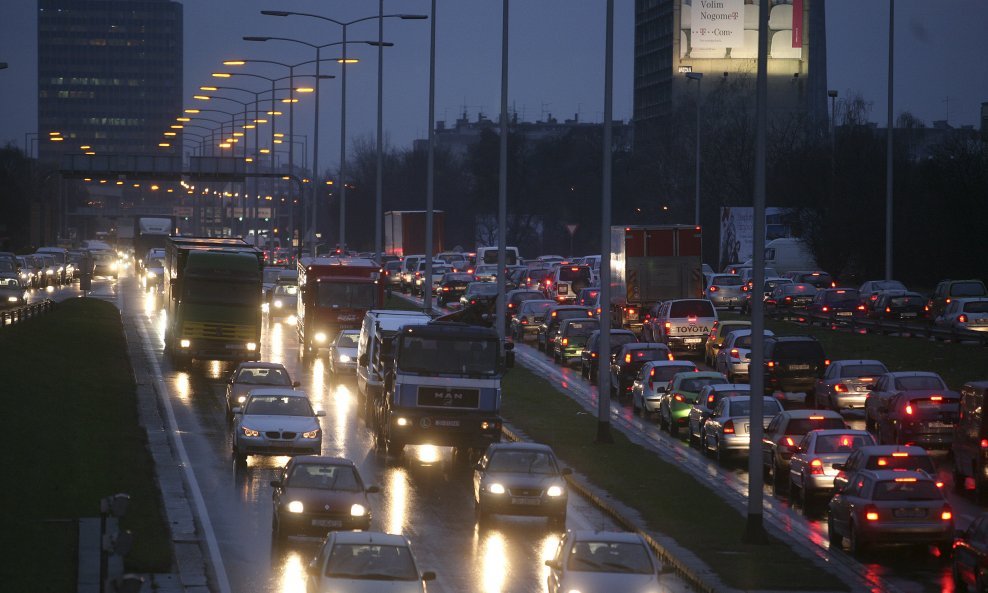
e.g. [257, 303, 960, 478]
[131, 296, 233, 593]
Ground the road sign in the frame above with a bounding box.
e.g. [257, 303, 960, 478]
[172, 206, 193, 217]
[565, 224, 579, 236]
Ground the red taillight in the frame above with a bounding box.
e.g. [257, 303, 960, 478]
[930, 395, 943, 402]
[766, 360, 775, 368]
[520, 319, 528, 325]
[508, 303, 514, 308]
[709, 285, 719, 292]
[650, 368, 655, 377]
[821, 306, 830, 312]
[664, 322, 672, 330]
[809, 459, 824, 475]
[980, 439, 988, 449]
[442, 287, 450, 291]
[723, 419, 735, 434]
[877, 458, 888, 466]
[729, 348, 740, 360]
[905, 404, 914, 415]
[959, 314, 968, 323]
[470, 299, 477, 305]
[673, 393, 686, 403]
[865, 505, 879, 522]
[941, 506, 953, 521]
[885, 307, 891, 313]
[707, 394, 715, 404]
[667, 353, 675, 361]
[825, 359, 831, 366]
[784, 296, 792, 302]
[834, 383, 848, 393]
[591, 352, 597, 358]
[561, 338, 569, 346]
[946, 297, 952, 304]
[627, 308, 636, 316]
[783, 436, 796, 448]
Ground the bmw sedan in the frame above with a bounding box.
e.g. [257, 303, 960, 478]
[232, 388, 324, 464]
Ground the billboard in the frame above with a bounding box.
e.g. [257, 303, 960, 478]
[680, 0, 803, 62]
[719, 207, 793, 270]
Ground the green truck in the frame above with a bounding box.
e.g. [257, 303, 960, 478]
[164, 237, 264, 366]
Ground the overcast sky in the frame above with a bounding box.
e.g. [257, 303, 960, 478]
[1, 1, 986, 171]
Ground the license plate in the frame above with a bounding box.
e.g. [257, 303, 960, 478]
[928, 421, 954, 429]
[837, 311, 852, 317]
[742, 423, 750, 433]
[312, 519, 343, 527]
[789, 363, 810, 370]
[511, 497, 540, 506]
[225, 343, 245, 349]
[684, 338, 703, 344]
[893, 508, 927, 518]
[435, 419, 460, 427]
[902, 312, 916, 318]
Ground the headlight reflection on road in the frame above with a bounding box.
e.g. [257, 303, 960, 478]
[328, 374, 351, 453]
[173, 372, 191, 403]
[268, 321, 284, 364]
[273, 548, 307, 593]
[480, 530, 508, 593]
[385, 467, 409, 535]
[143, 292, 157, 316]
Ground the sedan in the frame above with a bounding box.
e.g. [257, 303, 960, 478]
[328, 329, 359, 375]
[813, 359, 889, 412]
[545, 530, 661, 593]
[460, 281, 500, 309]
[703, 395, 783, 463]
[511, 299, 555, 341]
[686, 383, 752, 449]
[306, 531, 436, 593]
[788, 429, 876, 514]
[232, 388, 324, 464]
[869, 290, 928, 321]
[828, 469, 952, 556]
[806, 288, 863, 324]
[631, 360, 698, 420]
[0, 276, 27, 307]
[436, 272, 475, 306]
[225, 361, 298, 420]
[766, 283, 817, 318]
[473, 442, 571, 528]
[270, 456, 379, 540]
[713, 329, 775, 383]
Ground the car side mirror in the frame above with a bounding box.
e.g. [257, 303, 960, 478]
[315, 410, 326, 417]
[270, 480, 282, 488]
[366, 485, 381, 494]
[560, 467, 573, 476]
[545, 559, 561, 570]
[292, 381, 301, 388]
[421, 571, 437, 582]
[832, 463, 845, 471]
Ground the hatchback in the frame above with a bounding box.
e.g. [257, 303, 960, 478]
[271, 456, 378, 540]
[610, 343, 674, 397]
[473, 442, 571, 528]
[788, 429, 876, 513]
[225, 361, 298, 420]
[631, 360, 698, 420]
[657, 371, 728, 437]
[702, 395, 784, 463]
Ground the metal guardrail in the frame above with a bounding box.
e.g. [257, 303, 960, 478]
[775, 310, 988, 346]
[0, 299, 56, 328]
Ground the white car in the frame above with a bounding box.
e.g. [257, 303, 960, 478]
[232, 388, 323, 464]
[545, 530, 660, 593]
[935, 297, 988, 332]
[306, 531, 436, 593]
[713, 329, 775, 383]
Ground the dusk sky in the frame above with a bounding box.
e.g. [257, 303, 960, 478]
[1, 1, 986, 173]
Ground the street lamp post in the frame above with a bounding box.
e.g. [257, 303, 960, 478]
[885, 0, 895, 281]
[597, 0, 615, 444]
[686, 72, 703, 227]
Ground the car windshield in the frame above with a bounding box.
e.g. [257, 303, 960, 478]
[0, 261, 16, 273]
[669, 301, 716, 317]
[149, 258, 165, 269]
[872, 480, 942, 501]
[397, 336, 499, 376]
[895, 375, 946, 390]
[729, 399, 782, 416]
[325, 544, 418, 581]
[864, 455, 935, 472]
[336, 332, 359, 348]
[274, 285, 298, 297]
[950, 282, 987, 297]
[486, 450, 556, 474]
[566, 542, 654, 574]
[813, 433, 874, 453]
[711, 275, 742, 286]
[840, 364, 887, 378]
[786, 417, 846, 434]
[244, 395, 313, 416]
[236, 367, 291, 385]
[680, 376, 728, 393]
[468, 283, 499, 296]
[184, 278, 259, 306]
[316, 282, 377, 308]
[287, 464, 362, 491]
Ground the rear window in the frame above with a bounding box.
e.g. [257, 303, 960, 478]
[872, 479, 942, 501]
[799, 272, 833, 285]
[555, 309, 590, 321]
[840, 364, 887, 378]
[469, 283, 499, 295]
[771, 341, 824, 361]
[783, 284, 817, 296]
[964, 301, 988, 313]
[558, 267, 592, 284]
[512, 291, 544, 304]
[824, 290, 860, 305]
[864, 455, 935, 472]
[680, 376, 728, 392]
[814, 433, 874, 453]
[626, 348, 670, 362]
[889, 295, 924, 307]
[786, 417, 846, 435]
[652, 365, 697, 382]
[729, 399, 782, 416]
[565, 321, 599, 336]
[611, 333, 638, 347]
[951, 281, 987, 298]
[669, 300, 716, 318]
[906, 396, 959, 413]
[711, 275, 742, 286]
[529, 269, 551, 281]
[895, 376, 946, 390]
[764, 279, 792, 291]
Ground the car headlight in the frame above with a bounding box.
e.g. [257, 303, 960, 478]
[46, 269, 54, 275]
[396, 417, 409, 427]
[20, 273, 27, 280]
[286, 315, 297, 325]
[338, 354, 351, 363]
[287, 500, 304, 514]
[547, 485, 564, 497]
[179, 339, 191, 348]
[261, 302, 270, 313]
[273, 299, 283, 308]
[302, 428, 320, 439]
[350, 504, 367, 517]
[246, 342, 257, 351]
[110, 263, 118, 270]
[146, 271, 156, 278]
[242, 426, 259, 437]
[237, 395, 246, 403]
[489, 483, 505, 494]
[7, 296, 19, 302]
[314, 332, 327, 343]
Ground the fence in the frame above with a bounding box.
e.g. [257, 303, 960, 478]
[0, 300, 56, 328]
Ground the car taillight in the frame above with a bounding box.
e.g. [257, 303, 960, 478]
[442, 287, 450, 291]
[673, 393, 686, 403]
[667, 353, 675, 361]
[561, 338, 569, 346]
[709, 285, 719, 292]
[591, 352, 597, 358]
[707, 394, 716, 404]
[834, 383, 848, 393]
[766, 360, 775, 368]
[520, 319, 528, 325]
[941, 506, 953, 521]
[729, 348, 740, 360]
[784, 296, 792, 302]
[865, 505, 879, 522]
[821, 306, 830, 312]
[959, 314, 968, 323]
[810, 459, 824, 475]
[664, 322, 672, 330]
[723, 419, 735, 434]
[885, 307, 891, 313]
[625, 354, 631, 364]
[946, 297, 952, 304]
[980, 439, 988, 449]
[627, 308, 636, 316]
[905, 404, 914, 415]
[783, 436, 796, 449]
[470, 299, 477, 305]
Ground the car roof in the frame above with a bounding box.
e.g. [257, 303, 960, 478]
[831, 359, 886, 366]
[894, 390, 959, 398]
[246, 387, 307, 398]
[622, 342, 666, 350]
[805, 428, 872, 437]
[331, 531, 411, 546]
[236, 361, 288, 370]
[567, 530, 648, 544]
[857, 469, 935, 482]
[706, 383, 752, 391]
[486, 442, 556, 454]
[675, 371, 723, 380]
[645, 360, 696, 367]
[780, 409, 843, 419]
[886, 371, 942, 378]
[766, 335, 818, 343]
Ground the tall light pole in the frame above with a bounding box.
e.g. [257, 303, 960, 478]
[596, 0, 615, 444]
[885, 0, 895, 281]
[259, 10, 426, 255]
[686, 72, 703, 227]
[424, 0, 437, 311]
[495, 0, 509, 338]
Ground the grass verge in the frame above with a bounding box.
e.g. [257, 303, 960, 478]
[0, 298, 172, 592]
[501, 365, 848, 591]
[721, 312, 986, 388]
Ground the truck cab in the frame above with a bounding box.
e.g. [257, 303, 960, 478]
[356, 310, 433, 414]
[297, 257, 383, 357]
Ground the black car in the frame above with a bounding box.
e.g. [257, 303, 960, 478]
[537, 305, 592, 353]
[868, 290, 928, 321]
[875, 389, 960, 450]
[581, 329, 638, 381]
[610, 342, 673, 397]
[460, 281, 500, 309]
[575, 287, 600, 309]
[786, 271, 834, 290]
[505, 288, 548, 327]
[766, 283, 817, 318]
[473, 442, 571, 528]
[762, 336, 828, 401]
[437, 272, 476, 306]
[806, 288, 862, 324]
[521, 267, 553, 292]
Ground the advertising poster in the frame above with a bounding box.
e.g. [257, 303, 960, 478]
[719, 207, 792, 270]
[680, 0, 803, 60]
[691, 0, 744, 48]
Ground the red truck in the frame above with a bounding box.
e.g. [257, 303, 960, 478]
[384, 210, 445, 258]
[296, 256, 384, 357]
[610, 225, 704, 333]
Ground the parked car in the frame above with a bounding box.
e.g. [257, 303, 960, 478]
[813, 359, 889, 412]
[952, 511, 988, 591]
[306, 531, 436, 592]
[328, 330, 360, 375]
[537, 305, 592, 353]
[552, 317, 600, 365]
[225, 361, 298, 420]
[704, 273, 745, 310]
[762, 336, 828, 401]
[270, 455, 378, 540]
[788, 429, 876, 513]
[928, 279, 988, 319]
[436, 272, 476, 306]
[863, 371, 950, 432]
[869, 290, 928, 321]
[232, 388, 325, 463]
[935, 297, 988, 333]
[581, 329, 638, 381]
[473, 442, 571, 528]
[545, 530, 661, 593]
[631, 360, 698, 420]
[832, 444, 936, 493]
[874, 390, 960, 450]
[702, 395, 784, 463]
[610, 342, 674, 398]
[762, 409, 847, 490]
[827, 469, 952, 556]
[953, 381, 988, 503]
[703, 320, 751, 366]
[806, 288, 863, 325]
[657, 370, 728, 437]
[511, 299, 555, 341]
[713, 329, 775, 384]
[766, 282, 817, 318]
[686, 383, 752, 449]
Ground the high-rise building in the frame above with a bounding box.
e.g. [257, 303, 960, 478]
[633, 0, 827, 142]
[37, 0, 183, 161]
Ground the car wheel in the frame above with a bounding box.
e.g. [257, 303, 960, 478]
[688, 428, 699, 449]
[475, 503, 490, 526]
[668, 419, 679, 437]
[658, 406, 669, 429]
[714, 439, 726, 464]
[272, 513, 287, 542]
[848, 521, 867, 556]
[799, 479, 814, 515]
[631, 395, 640, 413]
[234, 449, 247, 466]
[827, 514, 843, 550]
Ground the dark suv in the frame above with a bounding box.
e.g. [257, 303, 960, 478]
[928, 279, 988, 318]
[763, 336, 828, 401]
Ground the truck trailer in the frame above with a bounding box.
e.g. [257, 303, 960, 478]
[384, 210, 445, 258]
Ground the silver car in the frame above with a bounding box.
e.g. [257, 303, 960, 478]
[225, 362, 298, 420]
[687, 383, 752, 449]
[630, 360, 697, 419]
[328, 329, 360, 375]
[788, 429, 875, 513]
[704, 273, 745, 309]
[702, 396, 783, 463]
[713, 328, 775, 383]
[545, 530, 661, 593]
[935, 297, 988, 332]
[813, 359, 889, 411]
[232, 388, 324, 464]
